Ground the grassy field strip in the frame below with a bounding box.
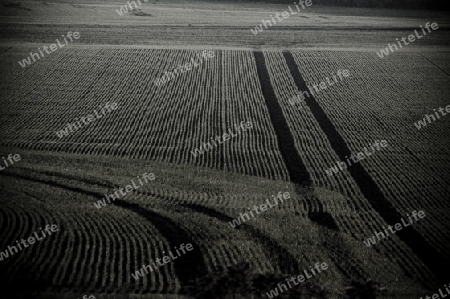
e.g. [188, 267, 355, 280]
[2, 24, 450, 48]
[6, 43, 450, 53]
[290, 50, 450, 257]
[263, 50, 439, 287]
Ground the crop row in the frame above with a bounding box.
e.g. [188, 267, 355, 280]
[288, 50, 450, 259]
[0, 174, 177, 294]
[0, 47, 289, 181]
[263, 50, 439, 285]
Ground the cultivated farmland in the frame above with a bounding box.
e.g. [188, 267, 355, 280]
[0, 0, 449, 298]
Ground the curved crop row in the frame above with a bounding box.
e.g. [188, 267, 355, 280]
[0, 174, 176, 294]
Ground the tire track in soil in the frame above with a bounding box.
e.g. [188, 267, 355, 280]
[253, 51, 338, 225]
[137, 189, 300, 275]
[20, 167, 302, 273]
[253, 51, 311, 187]
[283, 50, 450, 285]
[253, 50, 371, 283]
[184, 203, 299, 274]
[112, 200, 207, 294]
[14, 168, 301, 276]
[0, 46, 12, 56]
[0, 171, 208, 294]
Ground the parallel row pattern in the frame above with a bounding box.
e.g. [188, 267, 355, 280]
[290, 50, 450, 260]
[263, 50, 439, 286]
[0, 48, 289, 181]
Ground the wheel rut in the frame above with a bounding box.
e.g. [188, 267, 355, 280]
[254, 50, 373, 283]
[0, 171, 208, 292]
[253, 51, 311, 186]
[10, 167, 302, 275]
[283, 50, 450, 284]
[138, 189, 300, 274]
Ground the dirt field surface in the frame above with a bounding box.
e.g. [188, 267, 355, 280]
[1, 0, 449, 298]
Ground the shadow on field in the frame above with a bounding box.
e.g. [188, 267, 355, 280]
[185, 262, 387, 298]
